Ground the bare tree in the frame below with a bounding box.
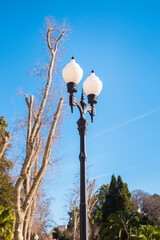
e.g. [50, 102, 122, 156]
[131, 190, 160, 224]
[131, 190, 150, 212]
[66, 182, 80, 240]
[142, 194, 160, 224]
[13, 17, 68, 240]
[66, 179, 98, 240]
[31, 189, 52, 240]
[87, 180, 98, 240]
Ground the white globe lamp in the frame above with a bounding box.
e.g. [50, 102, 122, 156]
[83, 70, 102, 105]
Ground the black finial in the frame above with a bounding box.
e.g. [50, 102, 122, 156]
[80, 88, 87, 108]
[71, 56, 75, 59]
[81, 89, 84, 101]
[91, 70, 94, 73]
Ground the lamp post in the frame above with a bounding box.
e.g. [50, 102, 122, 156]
[62, 57, 102, 240]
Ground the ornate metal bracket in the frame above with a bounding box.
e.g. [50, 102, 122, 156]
[67, 82, 97, 122]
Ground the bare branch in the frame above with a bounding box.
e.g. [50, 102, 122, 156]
[26, 95, 34, 151]
[0, 131, 11, 158]
[23, 97, 64, 213]
[54, 31, 65, 52]
[47, 28, 54, 54]
[25, 94, 30, 108]
[30, 28, 65, 142]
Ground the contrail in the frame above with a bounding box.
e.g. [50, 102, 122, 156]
[94, 107, 160, 138]
[89, 167, 137, 181]
[64, 106, 160, 154]
[89, 172, 114, 180]
[106, 107, 160, 133]
[87, 108, 160, 182]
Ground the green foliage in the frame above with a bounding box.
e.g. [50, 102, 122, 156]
[102, 175, 133, 221]
[0, 116, 8, 140]
[67, 210, 75, 230]
[52, 227, 69, 240]
[64, 175, 160, 240]
[100, 211, 140, 240]
[97, 175, 135, 239]
[92, 184, 109, 225]
[100, 213, 160, 240]
[67, 206, 80, 231]
[131, 225, 160, 240]
[97, 175, 160, 240]
[0, 206, 15, 240]
[0, 117, 14, 207]
[0, 156, 14, 207]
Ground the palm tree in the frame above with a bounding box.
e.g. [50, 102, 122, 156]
[131, 225, 160, 240]
[100, 211, 140, 240]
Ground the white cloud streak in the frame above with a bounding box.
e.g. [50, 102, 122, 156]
[89, 167, 137, 181]
[94, 107, 160, 138]
[89, 172, 114, 180]
[64, 107, 160, 155]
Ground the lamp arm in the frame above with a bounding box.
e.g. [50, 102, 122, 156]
[74, 99, 83, 117]
[69, 89, 96, 122]
[84, 106, 92, 115]
[85, 104, 95, 123]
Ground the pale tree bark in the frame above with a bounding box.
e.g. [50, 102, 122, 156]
[73, 193, 80, 240]
[30, 187, 51, 240]
[87, 180, 98, 240]
[66, 182, 80, 240]
[23, 155, 39, 240]
[26, 156, 39, 240]
[0, 131, 11, 158]
[67, 179, 98, 240]
[14, 18, 67, 240]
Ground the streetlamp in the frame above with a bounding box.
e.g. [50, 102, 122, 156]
[62, 57, 102, 240]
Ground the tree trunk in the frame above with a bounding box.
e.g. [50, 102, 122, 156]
[13, 19, 66, 240]
[14, 215, 24, 240]
[23, 207, 31, 240]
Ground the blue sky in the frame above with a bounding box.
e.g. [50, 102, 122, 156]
[1, 0, 160, 226]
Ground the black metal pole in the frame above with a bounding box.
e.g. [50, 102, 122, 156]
[67, 83, 97, 240]
[77, 117, 88, 240]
